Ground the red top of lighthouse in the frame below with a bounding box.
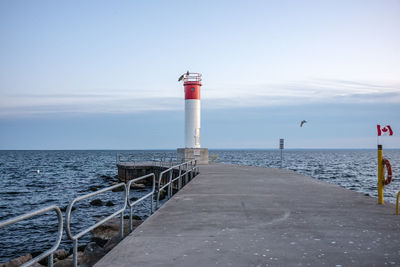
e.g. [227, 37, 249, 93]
[183, 73, 202, 100]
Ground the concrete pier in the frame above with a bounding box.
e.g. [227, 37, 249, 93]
[95, 164, 400, 267]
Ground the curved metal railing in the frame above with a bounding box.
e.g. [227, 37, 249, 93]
[156, 159, 198, 209]
[65, 183, 127, 267]
[1, 160, 200, 266]
[0, 205, 63, 267]
[127, 173, 155, 232]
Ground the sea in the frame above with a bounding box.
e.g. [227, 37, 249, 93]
[0, 149, 399, 262]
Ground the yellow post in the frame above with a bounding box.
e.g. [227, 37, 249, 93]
[396, 191, 400, 215]
[377, 144, 384, 204]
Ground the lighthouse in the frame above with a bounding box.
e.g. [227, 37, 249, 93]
[183, 72, 201, 148]
[177, 71, 209, 164]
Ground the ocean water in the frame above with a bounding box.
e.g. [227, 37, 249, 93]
[0, 150, 175, 263]
[0, 149, 399, 262]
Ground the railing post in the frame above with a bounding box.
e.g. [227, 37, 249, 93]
[151, 174, 155, 214]
[129, 206, 133, 233]
[185, 162, 189, 184]
[73, 239, 78, 267]
[120, 211, 124, 240]
[168, 169, 173, 198]
[47, 254, 53, 267]
[156, 172, 162, 210]
[190, 160, 193, 180]
[178, 164, 182, 190]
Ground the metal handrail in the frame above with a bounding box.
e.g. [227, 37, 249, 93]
[157, 168, 173, 202]
[1, 160, 199, 266]
[0, 205, 63, 267]
[156, 159, 198, 209]
[65, 183, 127, 267]
[116, 154, 179, 168]
[127, 173, 155, 232]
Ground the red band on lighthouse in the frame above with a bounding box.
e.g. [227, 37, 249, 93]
[184, 82, 201, 100]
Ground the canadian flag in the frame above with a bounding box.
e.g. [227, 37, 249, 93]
[377, 125, 393, 136]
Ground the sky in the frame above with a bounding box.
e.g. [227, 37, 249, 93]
[0, 0, 399, 149]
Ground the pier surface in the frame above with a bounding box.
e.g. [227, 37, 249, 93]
[95, 164, 400, 267]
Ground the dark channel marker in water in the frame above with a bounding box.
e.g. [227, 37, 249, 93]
[0, 149, 399, 263]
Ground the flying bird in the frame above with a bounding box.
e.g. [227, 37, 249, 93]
[300, 120, 307, 127]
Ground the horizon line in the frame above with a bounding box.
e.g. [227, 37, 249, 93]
[0, 147, 398, 151]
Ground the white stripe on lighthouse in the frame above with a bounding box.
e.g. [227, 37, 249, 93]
[185, 99, 201, 148]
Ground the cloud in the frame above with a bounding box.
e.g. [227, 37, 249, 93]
[204, 79, 400, 108]
[0, 92, 182, 117]
[0, 79, 399, 117]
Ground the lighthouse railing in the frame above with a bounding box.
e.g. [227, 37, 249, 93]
[184, 73, 202, 82]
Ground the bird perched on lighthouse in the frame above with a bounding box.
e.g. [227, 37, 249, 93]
[178, 71, 190, 82]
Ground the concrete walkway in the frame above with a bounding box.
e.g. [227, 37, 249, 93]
[95, 164, 400, 267]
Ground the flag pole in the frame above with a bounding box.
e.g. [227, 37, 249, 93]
[377, 124, 380, 145]
[378, 144, 384, 204]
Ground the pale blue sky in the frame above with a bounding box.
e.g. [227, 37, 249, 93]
[0, 0, 399, 149]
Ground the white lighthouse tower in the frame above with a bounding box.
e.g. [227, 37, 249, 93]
[183, 72, 201, 148]
[177, 71, 209, 164]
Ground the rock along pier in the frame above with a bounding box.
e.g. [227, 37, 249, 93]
[96, 164, 400, 267]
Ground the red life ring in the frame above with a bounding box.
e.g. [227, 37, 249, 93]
[383, 158, 393, 185]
